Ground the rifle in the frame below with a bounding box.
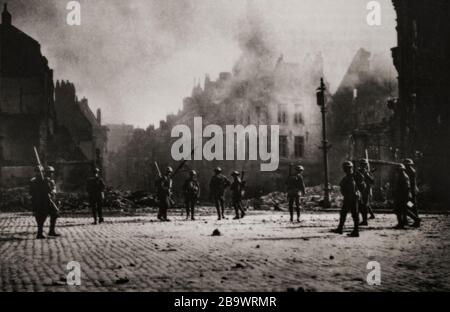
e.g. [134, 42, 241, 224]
[172, 148, 196, 177]
[154, 161, 162, 179]
[33, 146, 59, 213]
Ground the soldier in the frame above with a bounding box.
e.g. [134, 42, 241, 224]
[86, 168, 106, 225]
[394, 164, 421, 229]
[403, 158, 420, 221]
[183, 170, 200, 220]
[209, 167, 231, 220]
[356, 159, 375, 226]
[230, 171, 245, 220]
[331, 161, 361, 237]
[156, 166, 173, 222]
[29, 166, 59, 239]
[285, 165, 306, 222]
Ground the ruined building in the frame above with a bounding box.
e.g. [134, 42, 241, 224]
[53, 81, 108, 190]
[391, 0, 450, 203]
[113, 54, 325, 197]
[328, 49, 398, 199]
[0, 4, 56, 187]
[0, 5, 107, 190]
[329, 48, 397, 192]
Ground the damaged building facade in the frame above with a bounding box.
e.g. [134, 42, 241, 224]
[53, 80, 108, 190]
[0, 4, 56, 187]
[0, 5, 107, 190]
[328, 48, 398, 197]
[111, 54, 325, 197]
[391, 0, 450, 204]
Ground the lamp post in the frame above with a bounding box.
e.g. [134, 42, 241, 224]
[317, 78, 331, 208]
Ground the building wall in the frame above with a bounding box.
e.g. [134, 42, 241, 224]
[0, 6, 55, 187]
[392, 0, 450, 203]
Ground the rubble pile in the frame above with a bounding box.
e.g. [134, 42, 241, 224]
[0, 187, 31, 212]
[0, 187, 157, 212]
[251, 185, 343, 211]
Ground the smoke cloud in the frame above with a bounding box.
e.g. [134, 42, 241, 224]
[5, 0, 397, 127]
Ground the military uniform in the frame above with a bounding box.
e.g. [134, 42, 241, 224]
[29, 167, 59, 239]
[332, 162, 361, 237]
[87, 169, 106, 224]
[156, 167, 173, 222]
[285, 166, 306, 222]
[404, 159, 419, 218]
[394, 164, 420, 228]
[230, 171, 245, 220]
[356, 162, 374, 225]
[183, 171, 200, 220]
[209, 168, 231, 220]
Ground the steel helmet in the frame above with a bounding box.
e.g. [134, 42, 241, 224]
[403, 158, 415, 166]
[45, 166, 55, 173]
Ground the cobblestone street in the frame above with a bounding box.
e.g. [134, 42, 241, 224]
[0, 211, 449, 292]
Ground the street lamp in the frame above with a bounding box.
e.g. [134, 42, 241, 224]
[316, 78, 331, 208]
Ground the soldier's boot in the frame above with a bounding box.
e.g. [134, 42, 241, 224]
[216, 206, 221, 220]
[48, 217, 60, 237]
[289, 206, 294, 222]
[98, 206, 104, 223]
[369, 207, 375, 219]
[185, 207, 190, 220]
[296, 208, 301, 223]
[164, 209, 171, 222]
[36, 224, 45, 239]
[412, 218, 421, 228]
[394, 213, 405, 229]
[92, 209, 98, 224]
[331, 212, 346, 234]
[191, 207, 195, 221]
[240, 207, 245, 219]
[348, 219, 359, 237]
[221, 207, 226, 220]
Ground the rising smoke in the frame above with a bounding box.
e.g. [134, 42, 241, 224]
[5, 0, 397, 127]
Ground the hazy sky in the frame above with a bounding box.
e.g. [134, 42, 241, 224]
[6, 0, 397, 128]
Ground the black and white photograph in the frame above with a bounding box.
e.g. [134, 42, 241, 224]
[0, 0, 449, 303]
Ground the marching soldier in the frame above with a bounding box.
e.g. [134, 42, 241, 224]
[285, 165, 306, 222]
[403, 158, 420, 221]
[156, 166, 173, 222]
[331, 161, 361, 237]
[86, 168, 106, 225]
[394, 164, 421, 229]
[209, 167, 231, 220]
[356, 159, 375, 226]
[230, 171, 245, 220]
[183, 170, 200, 220]
[30, 166, 60, 239]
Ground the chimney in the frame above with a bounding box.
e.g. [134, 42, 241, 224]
[96, 108, 102, 125]
[2, 3, 12, 25]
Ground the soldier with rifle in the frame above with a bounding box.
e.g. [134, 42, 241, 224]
[183, 170, 200, 220]
[230, 171, 245, 220]
[155, 164, 173, 222]
[403, 158, 421, 226]
[86, 167, 106, 225]
[393, 164, 421, 229]
[30, 147, 60, 239]
[356, 158, 375, 226]
[209, 167, 231, 220]
[285, 165, 306, 223]
[331, 161, 362, 237]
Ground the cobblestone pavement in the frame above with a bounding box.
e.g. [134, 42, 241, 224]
[0, 211, 449, 292]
